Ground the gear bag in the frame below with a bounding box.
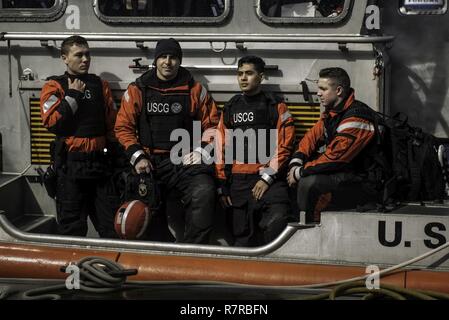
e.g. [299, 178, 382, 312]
[438, 142, 449, 196]
[36, 165, 57, 199]
[376, 112, 446, 203]
[37, 137, 66, 199]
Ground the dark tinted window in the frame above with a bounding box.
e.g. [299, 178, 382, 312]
[0, 0, 64, 21]
[97, 0, 225, 17]
[1, 0, 55, 8]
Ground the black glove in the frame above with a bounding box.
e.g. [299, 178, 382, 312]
[217, 179, 230, 197]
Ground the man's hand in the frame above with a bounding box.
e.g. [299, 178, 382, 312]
[135, 158, 153, 174]
[219, 195, 233, 209]
[218, 182, 232, 208]
[287, 166, 302, 187]
[182, 151, 202, 166]
[68, 78, 86, 93]
[252, 180, 269, 201]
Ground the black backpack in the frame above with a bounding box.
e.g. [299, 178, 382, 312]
[377, 112, 446, 204]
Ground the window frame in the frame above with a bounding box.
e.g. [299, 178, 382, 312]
[255, 0, 353, 25]
[93, 0, 232, 25]
[0, 0, 66, 22]
[398, 0, 447, 15]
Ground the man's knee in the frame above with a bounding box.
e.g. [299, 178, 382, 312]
[182, 174, 215, 240]
[297, 175, 319, 194]
[56, 200, 88, 236]
[190, 175, 215, 204]
[260, 203, 289, 236]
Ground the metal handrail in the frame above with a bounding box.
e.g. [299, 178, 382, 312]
[1, 32, 395, 43]
[0, 213, 309, 257]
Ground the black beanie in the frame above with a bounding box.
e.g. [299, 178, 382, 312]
[153, 38, 183, 64]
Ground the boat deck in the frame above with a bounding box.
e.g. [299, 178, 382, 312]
[0, 174, 19, 188]
[338, 202, 449, 216]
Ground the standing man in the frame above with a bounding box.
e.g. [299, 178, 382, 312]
[287, 67, 380, 223]
[216, 55, 296, 247]
[115, 38, 219, 244]
[40, 35, 119, 237]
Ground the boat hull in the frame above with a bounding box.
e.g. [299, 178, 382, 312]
[1, 242, 449, 294]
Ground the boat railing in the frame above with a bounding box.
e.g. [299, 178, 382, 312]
[0, 212, 315, 257]
[0, 32, 395, 45]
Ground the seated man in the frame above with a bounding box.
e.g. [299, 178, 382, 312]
[115, 38, 219, 244]
[216, 55, 296, 247]
[287, 67, 380, 223]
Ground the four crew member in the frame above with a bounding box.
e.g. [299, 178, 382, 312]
[40, 35, 381, 245]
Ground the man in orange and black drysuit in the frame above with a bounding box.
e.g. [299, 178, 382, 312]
[216, 55, 296, 247]
[115, 38, 219, 244]
[40, 35, 119, 237]
[287, 67, 381, 223]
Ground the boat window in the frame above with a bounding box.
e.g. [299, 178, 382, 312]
[399, 0, 447, 15]
[0, 0, 65, 21]
[257, 0, 351, 24]
[94, 0, 230, 24]
[1, 0, 55, 8]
